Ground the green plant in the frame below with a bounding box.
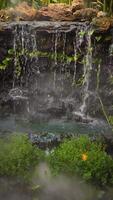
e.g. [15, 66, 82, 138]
[108, 115, 113, 126]
[85, 0, 113, 16]
[0, 0, 10, 9]
[97, 0, 113, 15]
[0, 47, 78, 78]
[48, 136, 113, 186]
[0, 134, 44, 181]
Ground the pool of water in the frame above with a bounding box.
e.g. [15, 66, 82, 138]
[0, 114, 113, 200]
[0, 114, 112, 137]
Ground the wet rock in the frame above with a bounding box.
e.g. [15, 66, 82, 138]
[101, 133, 113, 156]
[71, 0, 85, 13]
[72, 112, 93, 123]
[73, 8, 98, 21]
[47, 104, 66, 117]
[28, 132, 73, 149]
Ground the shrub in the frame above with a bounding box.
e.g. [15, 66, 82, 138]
[48, 136, 113, 186]
[0, 134, 44, 180]
[86, 0, 113, 16]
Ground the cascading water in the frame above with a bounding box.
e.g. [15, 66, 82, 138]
[9, 22, 94, 122]
[73, 27, 93, 120]
[0, 21, 113, 136]
[80, 29, 93, 114]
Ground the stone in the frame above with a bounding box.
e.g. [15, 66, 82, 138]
[0, 2, 37, 21]
[36, 4, 74, 21]
[0, 10, 10, 22]
[71, 0, 85, 13]
[8, 2, 37, 21]
[97, 11, 107, 18]
[73, 8, 98, 21]
[92, 17, 111, 32]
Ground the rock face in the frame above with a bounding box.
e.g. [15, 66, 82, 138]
[0, 21, 113, 123]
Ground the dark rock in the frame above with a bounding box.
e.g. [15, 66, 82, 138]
[28, 132, 73, 149]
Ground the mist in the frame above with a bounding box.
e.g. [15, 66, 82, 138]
[0, 162, 113, 200]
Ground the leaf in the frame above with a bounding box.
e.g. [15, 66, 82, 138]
[95, 36, 102, 42]
[8, 49, 14, 55]
[78, 31, 86, 37]
[31, 184, 41, 191]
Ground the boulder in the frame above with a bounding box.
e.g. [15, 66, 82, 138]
[0, 10, 10, 22]
[0, 2, 37, 21]
[73, 8, 98, 21]
[97, 11, 107, 18]
[92, 17, 111, 32]
[71, 0, 85, 13]
[36, 4, 74, 21]
[8, 2, 37, 20]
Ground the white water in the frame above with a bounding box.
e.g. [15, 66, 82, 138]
[80, 29, 93, 114]
[74, 27, 93, 120]
[11, 22, 94, 121]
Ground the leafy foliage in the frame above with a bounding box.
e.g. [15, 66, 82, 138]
[0, 134, 44, 180]
[48, 136, 113, 186]
[86, 0, 113, 16]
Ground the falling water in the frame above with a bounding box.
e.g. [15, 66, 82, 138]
[60, 32, 67, 98]
[53, 30, 59, 89]
[73, 26, 93, 120]
[79, 29, 93, 115]
[72, 26, 86, 85]
[10, 22, 94, 121]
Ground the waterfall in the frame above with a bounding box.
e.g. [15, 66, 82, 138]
[72, 25, 88, 85]
[9, 22, 94, 121]
[73, 27, 93, 120]
[79, 29, 93, 114]
[53, 30, 59, 89]
[13, 23, 40, 86]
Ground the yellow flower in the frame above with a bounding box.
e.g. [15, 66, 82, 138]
[82, 153, 88, 161]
